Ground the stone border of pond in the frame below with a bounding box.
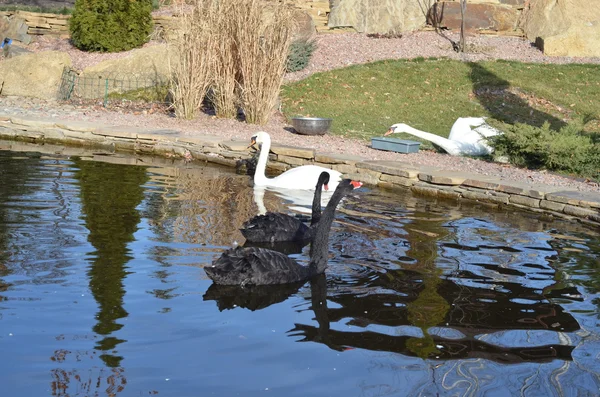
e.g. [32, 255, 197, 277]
[1, 113, 599, 227]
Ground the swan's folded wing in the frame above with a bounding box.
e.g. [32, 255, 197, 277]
[241, 212, 309, 242]
[207, 247, 307, 285]
[246, 247, 308, 284]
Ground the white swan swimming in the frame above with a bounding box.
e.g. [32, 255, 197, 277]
[250, 131, 343, 190]
[385, 117, 502, 156]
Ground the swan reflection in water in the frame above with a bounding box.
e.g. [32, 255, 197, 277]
[203, 267, 578, 364]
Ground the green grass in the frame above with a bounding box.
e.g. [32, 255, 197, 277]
[281, 58, 600, 148]
[107, 85, 170, 103]
[0, 5, 72, 14]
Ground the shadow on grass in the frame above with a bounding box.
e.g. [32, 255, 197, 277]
[468, 62, 567, 131]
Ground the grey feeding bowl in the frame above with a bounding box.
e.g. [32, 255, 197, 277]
[291, 117, 332, 136]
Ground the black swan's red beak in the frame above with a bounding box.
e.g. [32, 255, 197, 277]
[350, 181, 363, 189]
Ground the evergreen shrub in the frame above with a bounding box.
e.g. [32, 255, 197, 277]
[69, 0, 154, 52]
[490, 121, 600, 181]
[286, 38, 316, 72]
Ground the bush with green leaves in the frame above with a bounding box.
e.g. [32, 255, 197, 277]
[286, 39, 316, 72]
[69, 0, 154, 52]
[490, 121, 600, 181]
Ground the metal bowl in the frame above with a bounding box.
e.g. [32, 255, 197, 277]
[291, 117, 333, 136]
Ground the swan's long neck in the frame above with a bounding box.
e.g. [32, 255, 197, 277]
[310, 180, 325, 226]
[308, 185, 348, 275]
[253, 135, 271, 186]
[397, 125, 461, 156]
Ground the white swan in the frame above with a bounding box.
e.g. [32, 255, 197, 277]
[250, 131, 343, 190]
[253, 185, 335, 215]
[385, 117, 502, 156]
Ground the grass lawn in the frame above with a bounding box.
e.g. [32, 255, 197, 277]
[280, 58, 600, 149]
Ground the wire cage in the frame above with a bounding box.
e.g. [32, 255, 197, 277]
[58, 67, 170, 107]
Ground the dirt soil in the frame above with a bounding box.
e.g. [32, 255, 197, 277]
[1, 29, 599, 193]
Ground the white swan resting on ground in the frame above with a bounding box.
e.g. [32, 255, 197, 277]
[385, 117, 502, 156]
[250, 131, 343, 190]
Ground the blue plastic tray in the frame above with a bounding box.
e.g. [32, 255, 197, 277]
[371, 137, 421, 153]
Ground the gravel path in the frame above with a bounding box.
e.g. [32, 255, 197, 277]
[1, 31, 599, 193]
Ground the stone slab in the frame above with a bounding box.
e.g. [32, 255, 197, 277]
[221, 140, 253, 152]
[269, 144, 314, 159]
[496, 181, 564, 199]
[9, 115, 56, 129]
[356, 160, 424, 179]
[563, 205, 598, 218]
[418, 170, 466, 186]
[55, 120, 99, 133]
[509, 195, 541, 208]
[545, 190, 600, 209]
[461, 175, 504, 190]
[94, 126, 144, 139]
[278, 154, 306, 166]
[177, 135, 223, 148]
[315, 152, 366, 165]
[462, 189, 510, 204]
[540, 199, 566, 212]
[380, 173, 415, 187]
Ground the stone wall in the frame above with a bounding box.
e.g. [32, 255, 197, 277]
[0, 10, 175, 38]
[1, 114, 598, 227]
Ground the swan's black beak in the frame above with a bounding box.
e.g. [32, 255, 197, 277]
[350, 181, 363, 189]
[384, 128, 394, 137]
[248, 136, 257, 149]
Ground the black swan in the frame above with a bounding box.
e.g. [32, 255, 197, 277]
[204, 179, 362, 285]
[240, 171, 331, 243]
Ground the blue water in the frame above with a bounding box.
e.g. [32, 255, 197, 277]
[1, 145, 599, 396]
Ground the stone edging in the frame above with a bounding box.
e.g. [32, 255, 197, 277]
[1, 113, 598, 227]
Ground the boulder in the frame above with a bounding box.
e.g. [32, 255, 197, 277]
[77, 44, 172, 99]
[81, 44, 171, 79]
[520, 0, 600, 57]
[431, 1, 519, 33]
[292, 9, 316, 42]
[328, 0, 426, 34]
[0, 50, 71, 99]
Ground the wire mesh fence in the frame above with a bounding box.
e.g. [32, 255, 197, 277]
[58, 67, 170, 107]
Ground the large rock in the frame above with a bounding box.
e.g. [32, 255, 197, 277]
[82, 44, 171, 79]
[291, 9, 316, 41]
[0, 50, 71, 99]
[328, 0, 426, 34]
[520, 0, 600, 57]
[431, 1, 519, 33]
[77, 44, 172, 99]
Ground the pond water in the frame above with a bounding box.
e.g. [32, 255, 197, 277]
[1, 144, 600, 396]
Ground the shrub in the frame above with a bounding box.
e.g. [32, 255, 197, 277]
[490, 122, 600, 181]
[70, 0, 154, 52]
[286, 39, 316, 73]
